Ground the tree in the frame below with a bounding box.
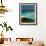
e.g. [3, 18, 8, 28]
[0, 22, 13, 44]
[0, 22, 13, 32]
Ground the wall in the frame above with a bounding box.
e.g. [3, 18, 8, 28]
[0, 0, 46, 44]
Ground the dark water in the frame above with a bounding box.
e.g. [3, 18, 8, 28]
[21, 11, 35, 23]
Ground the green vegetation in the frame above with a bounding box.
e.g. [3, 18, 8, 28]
[0, 22, 13, 32]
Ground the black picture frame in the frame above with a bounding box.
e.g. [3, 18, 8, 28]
[19, 3, 37, 25]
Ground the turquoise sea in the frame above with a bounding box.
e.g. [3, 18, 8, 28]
[21, 11, 35, 19]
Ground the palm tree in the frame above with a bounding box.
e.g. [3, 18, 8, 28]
[0, 22, 13, 44]
[0, 22, 13, 32]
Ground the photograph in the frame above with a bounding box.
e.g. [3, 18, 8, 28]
[19, 3, 37, 25]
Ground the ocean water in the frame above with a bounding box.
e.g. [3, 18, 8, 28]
[21, 11, 35, 19]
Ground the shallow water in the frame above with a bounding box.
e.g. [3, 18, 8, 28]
[21, 11, 35, 19]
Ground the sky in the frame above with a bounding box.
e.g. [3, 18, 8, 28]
[21, 5, 35, 12]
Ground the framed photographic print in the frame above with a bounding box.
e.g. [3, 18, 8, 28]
[19, 3, 37, 25]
